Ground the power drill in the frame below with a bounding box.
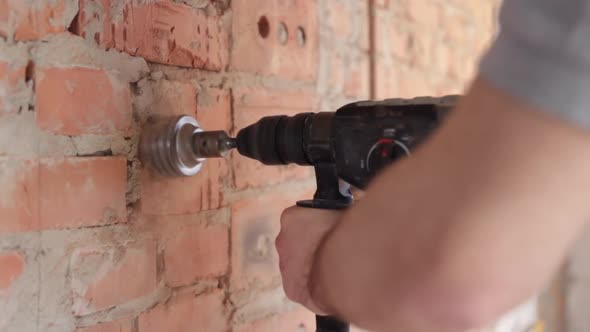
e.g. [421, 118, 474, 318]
[139, 96, 458, 332]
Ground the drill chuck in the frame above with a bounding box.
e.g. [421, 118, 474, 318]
[235, 113, 315, 166]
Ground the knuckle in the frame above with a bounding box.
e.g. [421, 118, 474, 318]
[274, 232, 282, 249]
[280, 206, 297, 227]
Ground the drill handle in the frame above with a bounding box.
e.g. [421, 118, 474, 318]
[297, 164, 352, 209]
[296, 163, 351, 332]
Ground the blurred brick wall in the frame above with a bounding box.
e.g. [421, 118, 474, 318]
[0, 1, 500, 331]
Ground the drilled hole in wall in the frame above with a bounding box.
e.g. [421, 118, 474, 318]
[278, 22, 288, 45]
[25, 60, 34, 83]
[296, 26, 306, 46]
[258, 16, 270, 39]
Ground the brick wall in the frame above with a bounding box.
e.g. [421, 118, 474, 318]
[0, 1, 500, 331]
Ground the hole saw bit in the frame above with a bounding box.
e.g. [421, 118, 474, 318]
[138, 95, 458, 332]
[139, 115, 236, 177]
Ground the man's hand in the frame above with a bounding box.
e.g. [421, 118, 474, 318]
[275, 206, 341, 315]
[301, 79, 590, 332]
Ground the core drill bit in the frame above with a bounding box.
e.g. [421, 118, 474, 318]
[139, 115, 236, 177]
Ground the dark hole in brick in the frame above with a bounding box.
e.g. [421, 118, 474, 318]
[111, 23, 116, 45]
[296, 26, 306, 47]
[258, 16, 270, 39]
[25, 60, 34, 83]
[77, 149, 113, 157]
[130, 81, 141, 96]
[278, 22, 288, 45]
[94, 32, 101, 44]
[170, 26, 175, 33]
[68, 12, 80, 34]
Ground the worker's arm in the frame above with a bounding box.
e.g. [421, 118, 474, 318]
[277, 0, 590, 330]
[305, 78, 590, 331]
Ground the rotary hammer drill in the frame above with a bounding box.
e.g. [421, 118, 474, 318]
[140, 95, 458, 332]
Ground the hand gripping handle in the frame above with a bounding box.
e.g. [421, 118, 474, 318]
[296, 164, 352, 332]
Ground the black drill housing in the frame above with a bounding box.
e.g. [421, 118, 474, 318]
[236, 96, 457, 189]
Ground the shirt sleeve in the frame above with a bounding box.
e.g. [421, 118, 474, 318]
[479, 0, 590, 127]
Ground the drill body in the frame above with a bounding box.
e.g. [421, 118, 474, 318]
[235, 96, 457, 189]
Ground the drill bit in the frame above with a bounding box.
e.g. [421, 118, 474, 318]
[139, 115, 235, 177]
[191, 131, 236, 158]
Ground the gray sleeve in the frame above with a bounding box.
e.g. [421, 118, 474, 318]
[479, 0, 590, 127]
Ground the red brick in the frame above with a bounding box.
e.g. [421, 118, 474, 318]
[138, 289, 227, 332]
[231, 0, 318, 81]
[344, 55, 370, 98]
[0, 61, 21, 82]
[0, 60, 25, 98]
[231, 88, 315, 189]
[70, 239, 157, 315]
[357, 0, 370, 52]
[75, 318, 134, 332]
[158, 217, 229, 287]
[326, 1, 353, 39]
[140, 157, 227, 215]
[402, 0, 440, 27]
[374, 59, 399, 100]
[140, 82, 229, 215]
[374, 0, 389, 8]
[197, 88, 231, 132]
[76, 0, 229, 71]
[328, 51, 344, 91]
[373, 10, 398, 58]
[0, 158, 40, 233]
[0, 252, 24, 294]
[461, 1, 496, 29]
[405, 29, 433, 69]
[39, 157, 127, 229]
[389, 25, 411, 60]
[448, 50, 478, 83]
[398, 68, 436, 98]
[231, 191, 310, 291]
[36, 67, 132, 135]
[147, 81, 232, 130]
[442, 10, 476, 46]
[150, 79, 197, 117]
[234, 308, 315, 332]
[432, 42, 452, 76]
[0, 57, 30, 113]
[0, 0, 75, 40]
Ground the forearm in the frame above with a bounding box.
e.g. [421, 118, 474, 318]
[310, 78, 590, 331]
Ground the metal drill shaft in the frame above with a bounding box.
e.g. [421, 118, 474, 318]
[192, 131, 236, 158]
